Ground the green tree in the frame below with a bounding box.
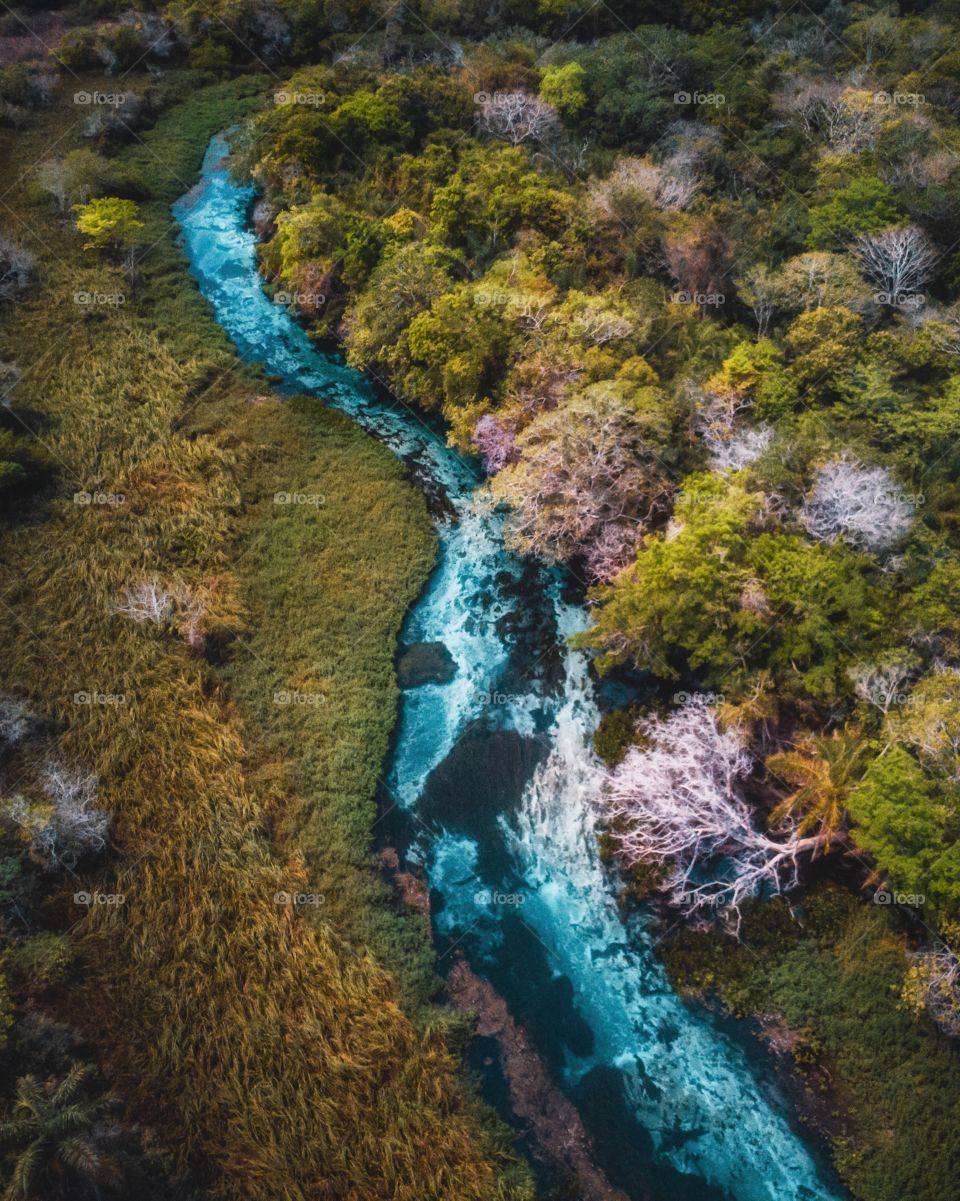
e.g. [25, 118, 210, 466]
[582, 474, 767, 682]
[584, 476, 884, 700]
[401, 285, 518, 437]
[847, 747, 960, 915]
[73, 198, 144, 269]
[189, 38, 232, 76]
[766, 727, 869, 848]
[783, 306, 864, 400]
[748, 533, 884, 701]
[807, 177, 903, 250]
[904, 560, 960, 658]
[343, 243, 454, 382]
[0, 1065, 121, 1201]
[330, 90, 412, 156]
[539, 62, 587, 117]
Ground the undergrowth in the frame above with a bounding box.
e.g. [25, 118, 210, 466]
[662, 887, 960, 1201]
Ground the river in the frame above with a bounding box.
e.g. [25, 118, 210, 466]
[172, 130, 841, 1201]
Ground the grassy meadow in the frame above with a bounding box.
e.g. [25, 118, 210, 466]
[0, 72, 531, 1201]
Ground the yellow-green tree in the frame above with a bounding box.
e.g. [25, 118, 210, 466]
[766, 726, 868, 849]
[73, 197, 144, 268]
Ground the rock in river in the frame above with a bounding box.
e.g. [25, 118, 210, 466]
[396, 641, 457, 687]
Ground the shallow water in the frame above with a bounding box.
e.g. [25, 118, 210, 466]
[173, 131, 842, 1201]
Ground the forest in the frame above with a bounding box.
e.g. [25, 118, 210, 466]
[1, 1, 960, 1200]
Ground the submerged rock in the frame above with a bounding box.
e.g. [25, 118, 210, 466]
[447, 958, 629, 1201]
[396, 640, 457, 687]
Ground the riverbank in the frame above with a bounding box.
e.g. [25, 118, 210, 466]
[660, 886, 960, 1201]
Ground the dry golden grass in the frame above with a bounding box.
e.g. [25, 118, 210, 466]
[0, 75, 530, 1201]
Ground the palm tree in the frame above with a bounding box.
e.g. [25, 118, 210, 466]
[0, 1064, 121, 1201]
[765, 726, 868, 851]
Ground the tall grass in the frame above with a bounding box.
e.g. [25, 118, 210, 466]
[0, 74, 531, 1200]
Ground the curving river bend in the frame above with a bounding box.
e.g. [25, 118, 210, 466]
[174, 131, 842, 1201]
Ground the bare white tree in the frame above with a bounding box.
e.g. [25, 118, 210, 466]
[922, 301, 960, 357]
[589, 155, 698, 220]
[905, 930, 960, 1038]
[856, 224, 937, 301]
[0, 235, 35, 303]
[506, 289, 553, 333]
[880, 147, 957, 192]
[477, 92, 561, 148]
[569, 304, 634, 347]
[3, 763, 110, 871]
[826, 89, 886, 153]
[656, 165, 699, 212]
[690, 381, 773, 470]
[777, 251, 873, 312]
[491, 391, 671, 572]
[776, 80, 884, 154]
[802, 456, 915, 552]
[0, 696, 32, 747]
[36, 159, 67, 213]
[113, 578, 176, 625]
[582, 522, 640, 584]
[36, 764, 108, 870]
[774, 77, 844, 137]
[113, 576, 210, 650]
[736, 264, 778, 335]
[847, 651, 919, 713]
[709, 425, 774, 471]
[472, 414, 519, 473]
[599, 699, 827, 925]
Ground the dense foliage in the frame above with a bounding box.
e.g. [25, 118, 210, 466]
[234, 1, 960, 937]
